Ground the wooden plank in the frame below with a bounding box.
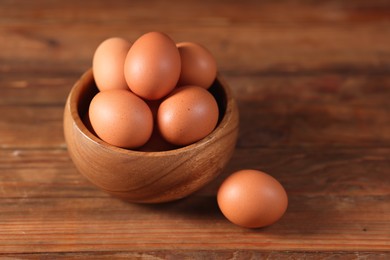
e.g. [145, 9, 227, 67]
[2, 251, 390, 259]
[0, 71, 78, 106]
[202, 147, 390, 197]
[1, 73, 389, 148]
[0, 0, 389, 256]
[0, 102, 388, 149]
[2, 72, 390, 106]
[1, 0, 390, 29]
[1, 100, 388, 149]
[0, 148, 99, 199]
[237, 99, 390, 148]
[0, 194, 389, 253]
[0, 0, 389, 74]
[227, 74, 390, 148]
[0, 106, 65, 149]
[1, 147, 389, 199]
[0, 146, 388, 253]
[1, 23, 389, 75]
[225, 74, 390, 106]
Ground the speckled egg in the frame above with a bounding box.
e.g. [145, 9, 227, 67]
[157, 86, 219, 146]
[177, 42, 217, 89]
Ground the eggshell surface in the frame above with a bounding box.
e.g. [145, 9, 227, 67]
[217, 169, 288, 228]
[157, 86, 219, 146]
[88, 89, 153, 149]
[92, 37, 132, 91]
[124, 32, 181, 100]
[177, 42, 217, 89]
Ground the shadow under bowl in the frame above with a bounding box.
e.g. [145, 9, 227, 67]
[63, 69, 239, 203]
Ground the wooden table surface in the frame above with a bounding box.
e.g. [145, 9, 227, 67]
[1, 0, 390, 258]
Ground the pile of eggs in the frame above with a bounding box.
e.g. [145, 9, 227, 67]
[89, 32, 219, 150]
[86, 32, 289, 229]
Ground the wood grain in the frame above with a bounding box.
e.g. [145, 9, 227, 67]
[1, 74, 389, 148]
[1, 1, 390, 74]
[0, 147, 389, 197]
[0, 195, 389, 252]
[63, 70, 239, 203]
[0, 0, 390, 257]
[2, 251, 390, 259]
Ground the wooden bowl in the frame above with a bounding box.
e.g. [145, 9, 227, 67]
[63, 69, 239, 203]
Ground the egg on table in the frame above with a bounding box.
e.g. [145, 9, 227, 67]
[217, 169, 288, 228]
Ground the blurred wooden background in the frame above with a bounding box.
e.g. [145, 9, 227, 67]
[0, 0, 389, 258]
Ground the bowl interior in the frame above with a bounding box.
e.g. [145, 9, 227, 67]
[70, 69, 230, 154]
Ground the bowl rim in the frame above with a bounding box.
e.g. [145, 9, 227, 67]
[68, 68, 236, 157]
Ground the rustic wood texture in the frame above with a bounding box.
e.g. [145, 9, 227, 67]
[0, 0, 389, 258]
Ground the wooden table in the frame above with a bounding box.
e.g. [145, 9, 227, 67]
[1, 0, 389, 258]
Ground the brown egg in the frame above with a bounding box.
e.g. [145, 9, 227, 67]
[89, 89, 153, 149]
[157, 86, 219, 146]
[124, 32, 181, 100]
[92, 37, 132, 91]
[217, 169, 288, 229]
[177, 42, 217, 89]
